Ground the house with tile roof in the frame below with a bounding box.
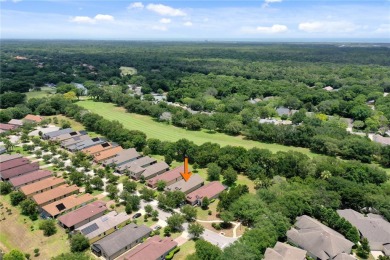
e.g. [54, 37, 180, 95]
[32, 184, 79, 206]
[0, 162, 40, 180]
[264, 242, 307, 260]
[94, 146, 123, 163]
[102, 148, 141, 167]
[337, 209, 390, 255]
[121, 236, 177, 260]
[76, 211, 131, 243]
[186, 181, 226, 205]
[147, 166, 183, 188]
[20, 177, 66, 197]
[23, 114, 43, 123]
[9, 170, 52, 189]
[0, 157, 30, 171]
[91, 223, 152, 260]
[82, 142, 118, 156]
[165, 174, 204, 194]
[58, 201, 107, 231]
[41, 193, 94, 218]
[287, 215, 354, 260]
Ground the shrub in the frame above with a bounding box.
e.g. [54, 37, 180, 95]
[165, 247, 180, 260]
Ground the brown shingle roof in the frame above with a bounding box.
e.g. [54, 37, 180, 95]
[0, 162, 40, 180]
[102, 148, 140, 166]
[94, 146, 123, 162]
[287, 215, 354, 260]
[186, 181, 225, 204]
[23, 114, 43, 123]
[0, 157, 30, 171]
[264, 242, 307, 260]
[141, 161, 169, 179]
[165, 174, 204, 194]
[42, 193, 94, 217]
[58, 201, 107, 228]
[9, 170, 52, 188]
[20, 177, 66, 196]
[148, 166, 183, 187]
[122, 236, 178, 260]
[32, 184, 79, 206]
[0, 153, 22, 163]
[8, 119, 24, 126]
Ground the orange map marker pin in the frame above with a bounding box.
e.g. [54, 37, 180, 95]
[180, 156, 192, 182]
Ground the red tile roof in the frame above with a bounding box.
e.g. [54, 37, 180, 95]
[23, 114, 43, 123]
[9, 170, 52, 187]
[58, 201, 107, 228]
[0, 157, 30, 171]
[42, 193, 94, 217]
[0, 154, 22, 163]
[122, 236, 178, 260]
[147, 166, 183, 187]
[94, 146, 123, 162]
[32, 184, 79, 206]
[0, 162, 40, 180]
[186, 181, 226, 204]
[0, 123, 18, 130]
[20, 177, 66, 196]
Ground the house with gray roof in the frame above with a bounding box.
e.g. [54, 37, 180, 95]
[67, 137, 106, 152]
[264, 242, 306, 260]
[337, 209, 390, 255]
[61, 135, 91, 148]
[276, 107, 291, 117]
[102, 148, 141, 167]
[91, 223, 152, 260]
[165, 174, 204, 194]
[287, 215, 354, 260]
[8, 119, 24, 127]
[116, 156, 156, 174]
[75, 211, 130, 243]
[139, 161, 169, 180]
[52, 130, 87, 142]
[42, 128, 74, 140]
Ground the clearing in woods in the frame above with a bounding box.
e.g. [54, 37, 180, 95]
[119, 66, 137, 76]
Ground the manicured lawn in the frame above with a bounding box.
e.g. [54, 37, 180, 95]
[174, 240, 196, 260]
[0, 194, 70, 258]
[196, 199, 219, 221]
[78, 101, 315, 156]
[25, 87, 56, 100]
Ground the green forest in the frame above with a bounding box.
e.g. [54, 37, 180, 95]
[1, 40, 390, 259]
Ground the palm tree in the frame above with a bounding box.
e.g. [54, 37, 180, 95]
[320, 170, 332, 180]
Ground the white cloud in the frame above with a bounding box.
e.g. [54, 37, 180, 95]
[94, 14, 114, 22]
[152, 25, 167, 31]
[70, 16, 96, 24]
[159, 18, 171, 24]
[12, 0, 22, 2]
[298, 21, 358, 33]
[128, 2, 144, 9]
[183, 21, 193, 27]
[262, 0, 282, 8]
[70, 14, 114, 24]
[256, 24, 288, 33]
[146, 4, 186, 17]
[374, 24, 390, 33]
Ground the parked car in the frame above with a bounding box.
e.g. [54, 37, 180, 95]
[132, 213, 142, 219]
[153, 225, 161, 231]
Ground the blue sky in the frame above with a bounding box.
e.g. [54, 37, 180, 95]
[1, 0, 389, 40]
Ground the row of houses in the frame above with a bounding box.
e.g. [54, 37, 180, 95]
[0, 154, 40, 181]
[264, 211, 390, 260]
[0, 114, 44, 134]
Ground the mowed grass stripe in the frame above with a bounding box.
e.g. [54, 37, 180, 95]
[78, 100, 316, 156]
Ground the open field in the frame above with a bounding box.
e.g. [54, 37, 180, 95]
[78, 101, 315, 156]
[0, 194, 70, 258]
[25, 87, 56, 100]
[119, 66, 137, 76]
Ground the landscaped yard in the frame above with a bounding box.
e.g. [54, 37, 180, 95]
[0, 195, 70, 258]
[25, 87, 56, 100]
[173, 240, 196, 260]
[78, 101, 316, 156]
[47, 114, 100, 137]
